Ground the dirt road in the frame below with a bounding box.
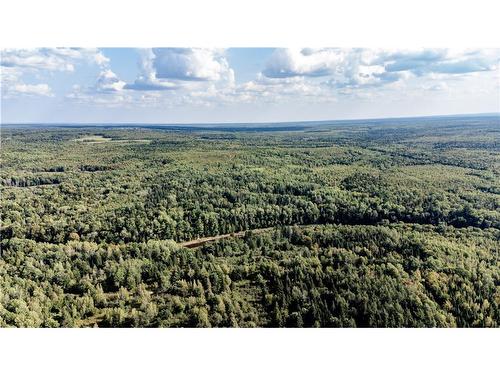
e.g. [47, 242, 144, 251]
[179, 227, 275, 248]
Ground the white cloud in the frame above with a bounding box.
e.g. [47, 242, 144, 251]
[124, 47, 494, 109]
[1, 48, 108, 72]
[1, 66, 21, 83]
[125, 78, 179, 91]
[125, 48, 234, 91]
[262, 48, 408, 91]
[67, 87, 132, 107]
[124, 49, 180, 91]
[67, 68, 131, 106]
[173, 73, 336, 107]
[241, 73, 325, 98]
[1, 48, 110, 99]
[263, 48, 346, 78]
[11, 83, 52, 96]
[152, 48, 233, 81]
[379, 48, 499, 75]
[2, 49, 74, 71]
[1, 66, 53, 98]
[261, 48, 500, 93]
[59, 47, 500, 112]
[5, 47, 498, 113]
[95, 69, 126, 93]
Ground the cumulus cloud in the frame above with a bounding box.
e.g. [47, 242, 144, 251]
[1, 48, 108, 72]
[1, 48, 109, 99]
[122, 47, 498, 108]
[195, 73, 335, 106]
[261, 48, 500, 93]
[67, 82, 132, 107]
[124, 49, 179, 91]
[152, 48, 233, 81]
[95, 69, 126, 93]
[124, 78, 179, 91]
[263, 48, 346, 78]
[2, 81, 53, 98]
[117, 48, 238, 107]
[67, 68, 132, 106]
[125, 48, 234, 91]
[380, 49, 499, 75]
[262, 48, 405, 90]
[1, 66, 53, 98]
[11, 83, 52, 96]
[4, 47, 499, 111]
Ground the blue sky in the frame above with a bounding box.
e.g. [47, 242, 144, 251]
[1, 48, 499, 123]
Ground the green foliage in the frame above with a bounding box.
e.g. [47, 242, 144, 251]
[1, 116, 499, 327]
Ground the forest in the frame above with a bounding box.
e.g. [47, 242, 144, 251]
[1, 115, 499, 327]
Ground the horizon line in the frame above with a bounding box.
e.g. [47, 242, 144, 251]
[2, 111, 499, 126]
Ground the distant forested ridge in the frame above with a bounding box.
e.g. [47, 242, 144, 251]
[1, 116, 499, 327]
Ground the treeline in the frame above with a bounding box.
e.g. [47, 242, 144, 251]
[1, 175, 62, 187]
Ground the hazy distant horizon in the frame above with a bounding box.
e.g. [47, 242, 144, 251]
[2, 111, 499, 127]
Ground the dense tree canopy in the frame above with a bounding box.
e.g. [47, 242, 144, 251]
[1, 116, 499, 327]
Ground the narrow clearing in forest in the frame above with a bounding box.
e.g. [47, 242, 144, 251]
[179, 227, 276, 248]
[179, 224, 322, 248]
